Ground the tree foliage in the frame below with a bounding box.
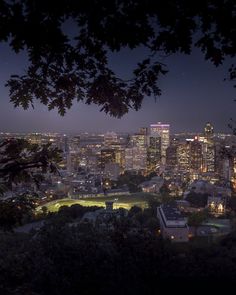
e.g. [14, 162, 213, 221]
[186, 192, 209, 208]
[1, 220, 236, 294]
[116, 171, 145, 192]
[0, 138, 61, 190]
[188, 209, 209, 227]
[0, 0, 235, 117]
[0, 193, 37, 231]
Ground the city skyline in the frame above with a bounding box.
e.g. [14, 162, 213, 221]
[1, 1, 236, 289]
[0, 121, 234, 135]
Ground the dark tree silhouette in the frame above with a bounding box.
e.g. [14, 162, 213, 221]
[0, 192, 37, 231]
[0, 0, 235, 117]
[0, 138, 61, 191]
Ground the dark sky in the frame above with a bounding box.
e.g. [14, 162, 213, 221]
[0, 43, 235, 134]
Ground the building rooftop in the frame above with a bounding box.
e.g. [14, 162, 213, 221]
[157, 204, 188, 229]
[161, 203, 185, 221]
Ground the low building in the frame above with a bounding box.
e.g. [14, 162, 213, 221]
[139, 176, 164, 193]
[157, 203, 189, 242]
[207, 196, 226, 215]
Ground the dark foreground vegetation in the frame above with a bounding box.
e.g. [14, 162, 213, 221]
[0, 205, 236, 295]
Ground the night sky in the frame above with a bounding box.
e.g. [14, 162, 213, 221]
[0, 43, 235, 134]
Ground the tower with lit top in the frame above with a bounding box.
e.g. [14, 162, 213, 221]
[204, 122, 214, 141]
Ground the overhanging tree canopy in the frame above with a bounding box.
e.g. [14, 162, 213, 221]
[0, 0, 235, 117]
[0, 139, 61, 190]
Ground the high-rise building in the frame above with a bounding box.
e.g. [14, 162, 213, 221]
[202, 122, 215, 173]
[100, 147, 125, 174]
[100, 149, 116, 169]
[202, 141, 215, 172]
[130, 134, 147, 148]
[177, 142, 190, 172]
[166, 145, 178, 170]
[190, 138, 202, 171]
[204, 122, 214, 141]
[125, 147, 147, 172]
[150, 122, 170, 163]
[139, 127, 148, 136]
[70, 136, 80, 152]
[147, 136, 161, 173]
[114, 148, 125, 172]
[104, 132, 118, 147]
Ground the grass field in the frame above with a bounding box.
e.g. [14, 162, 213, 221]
[37, 193, 159, 213]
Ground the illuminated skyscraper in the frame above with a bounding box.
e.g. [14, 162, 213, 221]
[100, 147, 124, 173]
[130, 134, 147, 148]
[177, 142, 190, 172]
[203, 123, 215, 172]
[150, 122, 170, 163]
[204, 122, 214, 141]
[147, 136, 161, 173]
[166, 145, 178, 170]
[125, 147, 147, 172]
[202, 141, 215, 172]
[100, 149, 116, 169]
[190, 138, 202, 171]
[104, 132, 118, 147]
[70, 136, 80, 152]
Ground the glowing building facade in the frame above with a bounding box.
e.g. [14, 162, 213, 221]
[125, 147, 147, 172]
[150, 122, 170, 163]
[204, 122, 214, 141]
[177, 142, 190, 172]
[190, 138, 202, 172]
[147, 136, 161, 173]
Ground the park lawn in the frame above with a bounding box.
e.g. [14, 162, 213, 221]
[37, 193, 159, 212]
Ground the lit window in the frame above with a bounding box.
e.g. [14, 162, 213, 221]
[218, 203, 224, 213]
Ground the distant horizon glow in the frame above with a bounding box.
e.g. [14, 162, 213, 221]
[0, 45, 235, 134]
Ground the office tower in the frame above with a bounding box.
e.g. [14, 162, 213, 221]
[204, 122, 214, 141]
[147, 136, 161, 173]
[100, 147, 125, 173]
[202, 141, 215, 172]
[130, 134, 147, 148]
[104, 132, 118, 147]
[100, 149, 116, 169]
[202, 122, 215, 172]
[112, 148, 125, 172]
[125, 147, 147, 172]
[166, 145, 178, 170]
[60, 135, 69, 154]
[150, 122, 170, 163]
[177, 142, 190, 172]
[190, 138, 202, 171]
[139, 127, 148, 136]
[87, 154, 99, 174]
[70, 136, 80, 152]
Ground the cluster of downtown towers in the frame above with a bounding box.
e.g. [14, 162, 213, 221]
[14, 122, 235, 190]
[59, 122, 235, 186]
